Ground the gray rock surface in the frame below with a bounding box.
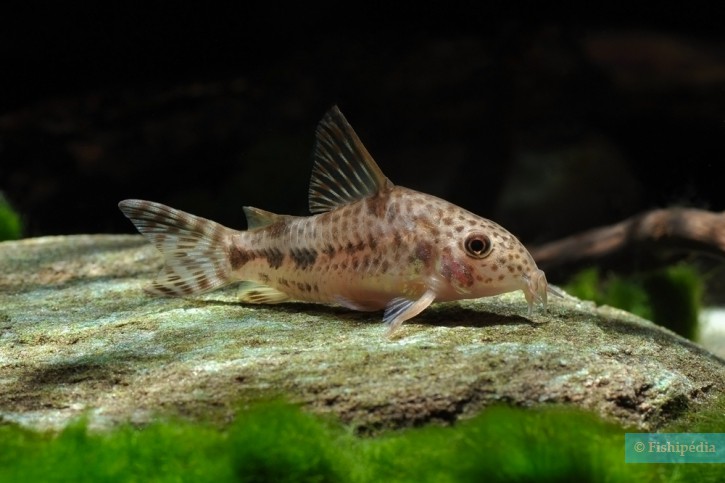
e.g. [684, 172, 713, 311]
[1, 235, 723, 432]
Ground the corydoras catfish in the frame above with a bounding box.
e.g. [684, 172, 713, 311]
[119, 106, 554, 335]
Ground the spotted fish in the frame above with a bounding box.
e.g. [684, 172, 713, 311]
[119, 106, 554, 334]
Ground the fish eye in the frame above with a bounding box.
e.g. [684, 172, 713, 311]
[464, 233, 492, 259]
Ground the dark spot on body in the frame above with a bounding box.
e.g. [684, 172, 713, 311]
[258, 273, 270, 283]
[351, 257, 360, 270]
[442, 217, 453, 225]
[229, 245, 254, 270]
[262, 248, 284, 269]
[278, 278, 290, 287]
[322, 244, 336, 257]
[363, 254, 370, 269]
[368, 234, 378, 250]
[371, 254, 382, 266]
[455, 225, 464, 233]
[345, 240, 366, 254]
[290, 247, 318, 269]
[381, 259, 390, 273]
[413, 241, 434, 268]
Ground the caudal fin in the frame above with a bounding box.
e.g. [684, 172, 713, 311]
[119, 199, 236, 297]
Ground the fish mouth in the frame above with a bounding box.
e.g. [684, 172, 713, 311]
[522, 269, 549, 315]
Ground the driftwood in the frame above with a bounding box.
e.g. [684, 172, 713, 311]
[530, 208, 725, 277]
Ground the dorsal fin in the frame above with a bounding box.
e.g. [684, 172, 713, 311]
[243, 206, 285, 230]
[308, 106, 393, 214]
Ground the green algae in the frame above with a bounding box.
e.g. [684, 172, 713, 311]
[565, 264, 703, 340]
[2, 398, 723, 482]
[0, 194, 22, 241]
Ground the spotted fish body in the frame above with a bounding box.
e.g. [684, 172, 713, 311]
[120, 107, 551, 334]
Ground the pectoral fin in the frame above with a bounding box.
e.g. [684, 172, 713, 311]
[383, 289, 437, 336]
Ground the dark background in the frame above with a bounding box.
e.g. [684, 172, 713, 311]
[2, 3, 725, 247]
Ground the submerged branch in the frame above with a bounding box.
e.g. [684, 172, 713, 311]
[530, 208, 725, 276]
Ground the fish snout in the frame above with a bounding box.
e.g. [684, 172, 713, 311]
[523, 268, 548, 315]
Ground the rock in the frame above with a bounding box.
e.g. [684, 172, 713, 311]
[1, 235, 723, 432]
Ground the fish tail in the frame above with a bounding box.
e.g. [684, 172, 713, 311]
[119, 199, 236, 297]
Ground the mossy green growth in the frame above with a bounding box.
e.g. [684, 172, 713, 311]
[565, 265, 702, 339]
[363, 406, 635, 483]
[663, 391, 725, 434]
[5, 399, 724, 483]
[654, 393, 725, 483]
[0, 194, 22, 241]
